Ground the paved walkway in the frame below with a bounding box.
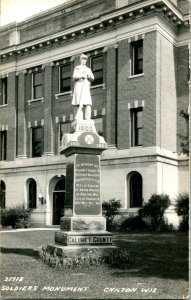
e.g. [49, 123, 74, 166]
[0, 227, 59, 233]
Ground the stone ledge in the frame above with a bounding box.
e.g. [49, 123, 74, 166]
[46, 243, 117, 258]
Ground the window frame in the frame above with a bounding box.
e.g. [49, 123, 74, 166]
[131, 107, 143, 147]
[31, 126, 43, 157]
[0, 131, 7, 160]
[131, 39, 143, 76]
[1, 77, 8, 105]
[59, 63, 71, 93]
[90, 54, 104, 86]
[32, 71, 43, 99]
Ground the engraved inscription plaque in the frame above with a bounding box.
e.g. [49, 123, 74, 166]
[74, 154, 101, 215]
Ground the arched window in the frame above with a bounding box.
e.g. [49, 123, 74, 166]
[0, 180, 6, 208]
[28, 179, 37, 209]
[129, 172, 143, 208]
[53, 177, 65, 225]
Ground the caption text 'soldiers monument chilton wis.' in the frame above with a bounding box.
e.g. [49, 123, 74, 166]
[48, 54, 115, 253]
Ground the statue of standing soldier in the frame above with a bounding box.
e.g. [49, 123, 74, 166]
[72, 54, 94, 120]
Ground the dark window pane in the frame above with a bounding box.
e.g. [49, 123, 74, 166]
[131, 40, 143, 75]
[131, 108, 143, 147]
[34, 72, 42, 85]
[0, 131, 7, 160]
[91, 55, 103, 86]
[92, 56, 103, 71]
[0, 181, 6, 208]
[28, 179, 36, 209]
[93, 70, 103, 85]
[137, 110, 143, 128]
[32, 127, 43, 157]
[34, 85, 42, 98]
[1, 78, 7, 105]
[61, 78, 71, 92]
[130, 173, 142, 207]
[61, 65, 71, 78]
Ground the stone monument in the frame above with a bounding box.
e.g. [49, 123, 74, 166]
[48, 54, 114, 255]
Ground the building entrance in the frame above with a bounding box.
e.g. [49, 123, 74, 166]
[52, 177, 65, 225]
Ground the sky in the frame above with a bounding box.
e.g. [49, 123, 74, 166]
[0, 0, 68, 26]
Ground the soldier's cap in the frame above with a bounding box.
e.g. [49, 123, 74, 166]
[80, 53, 88, 60]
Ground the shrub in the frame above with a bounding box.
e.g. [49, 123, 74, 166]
[138, 194, 170, 231]
[120, 215, 149, 231]
[175, 193, 189, 231]
[1, 206, 30, 229]
[102, 199, 121, 230]
[39, 247, 129, 269]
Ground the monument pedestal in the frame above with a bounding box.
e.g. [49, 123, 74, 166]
[46, 120, 115, 257]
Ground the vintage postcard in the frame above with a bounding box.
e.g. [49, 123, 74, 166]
[0, 0, 190, 299]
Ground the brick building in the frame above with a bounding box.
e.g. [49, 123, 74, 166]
[0, 0, 189, 227]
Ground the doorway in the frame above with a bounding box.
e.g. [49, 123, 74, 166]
[52, 177, 65, 225]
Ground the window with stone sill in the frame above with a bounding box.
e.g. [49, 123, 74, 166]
[0, 78, 8, 105]
[60, 63, 71, 93]
[32, 71, 43, 99]
[130, 39, 143, 76]
[0, 131, 7, 160]
[90, 55, 104, 86]
[131, 108, 143, 147]
[32, 126, 43, 157]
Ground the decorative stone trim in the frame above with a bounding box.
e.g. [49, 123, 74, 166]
[128, 100, 145, 110]
[41, 119, 44, 126]
[0, 104, 8, 108]
[91, 83, 105, 90]
[102, 108, 106, 115]
[28, 122, 31, 128]
[0, 125, 8, 131]
[93, 109, 97, 117]
[128, 73, 144, 79]
[28, 97, 44, 105]
[55, 91, 72, 99]
[0, 1, 188, 61]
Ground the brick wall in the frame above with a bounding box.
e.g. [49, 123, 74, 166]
[117, 32, 157, 149]
[17, 73, 27, 157]
[6, 72, 17, 160]
[105, 47, 117, 145]
[156, 32, 178, 152]
[177, 0, 189, 14]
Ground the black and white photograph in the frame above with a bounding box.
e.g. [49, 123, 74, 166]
[0, 0, 190, 299]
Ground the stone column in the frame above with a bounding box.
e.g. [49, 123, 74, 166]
[7, 72, 17, 160]
[17, 72, 27, 158]
[43, 64, 54, 156]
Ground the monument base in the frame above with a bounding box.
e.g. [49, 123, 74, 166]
[55, 230, 112, 246]
[46, 243, 117, 259]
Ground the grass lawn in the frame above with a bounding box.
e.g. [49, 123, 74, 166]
[0, 230, 189, 299]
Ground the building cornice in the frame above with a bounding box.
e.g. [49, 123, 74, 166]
[0, 0, 189, 64]
[0, 14, 189, 75]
